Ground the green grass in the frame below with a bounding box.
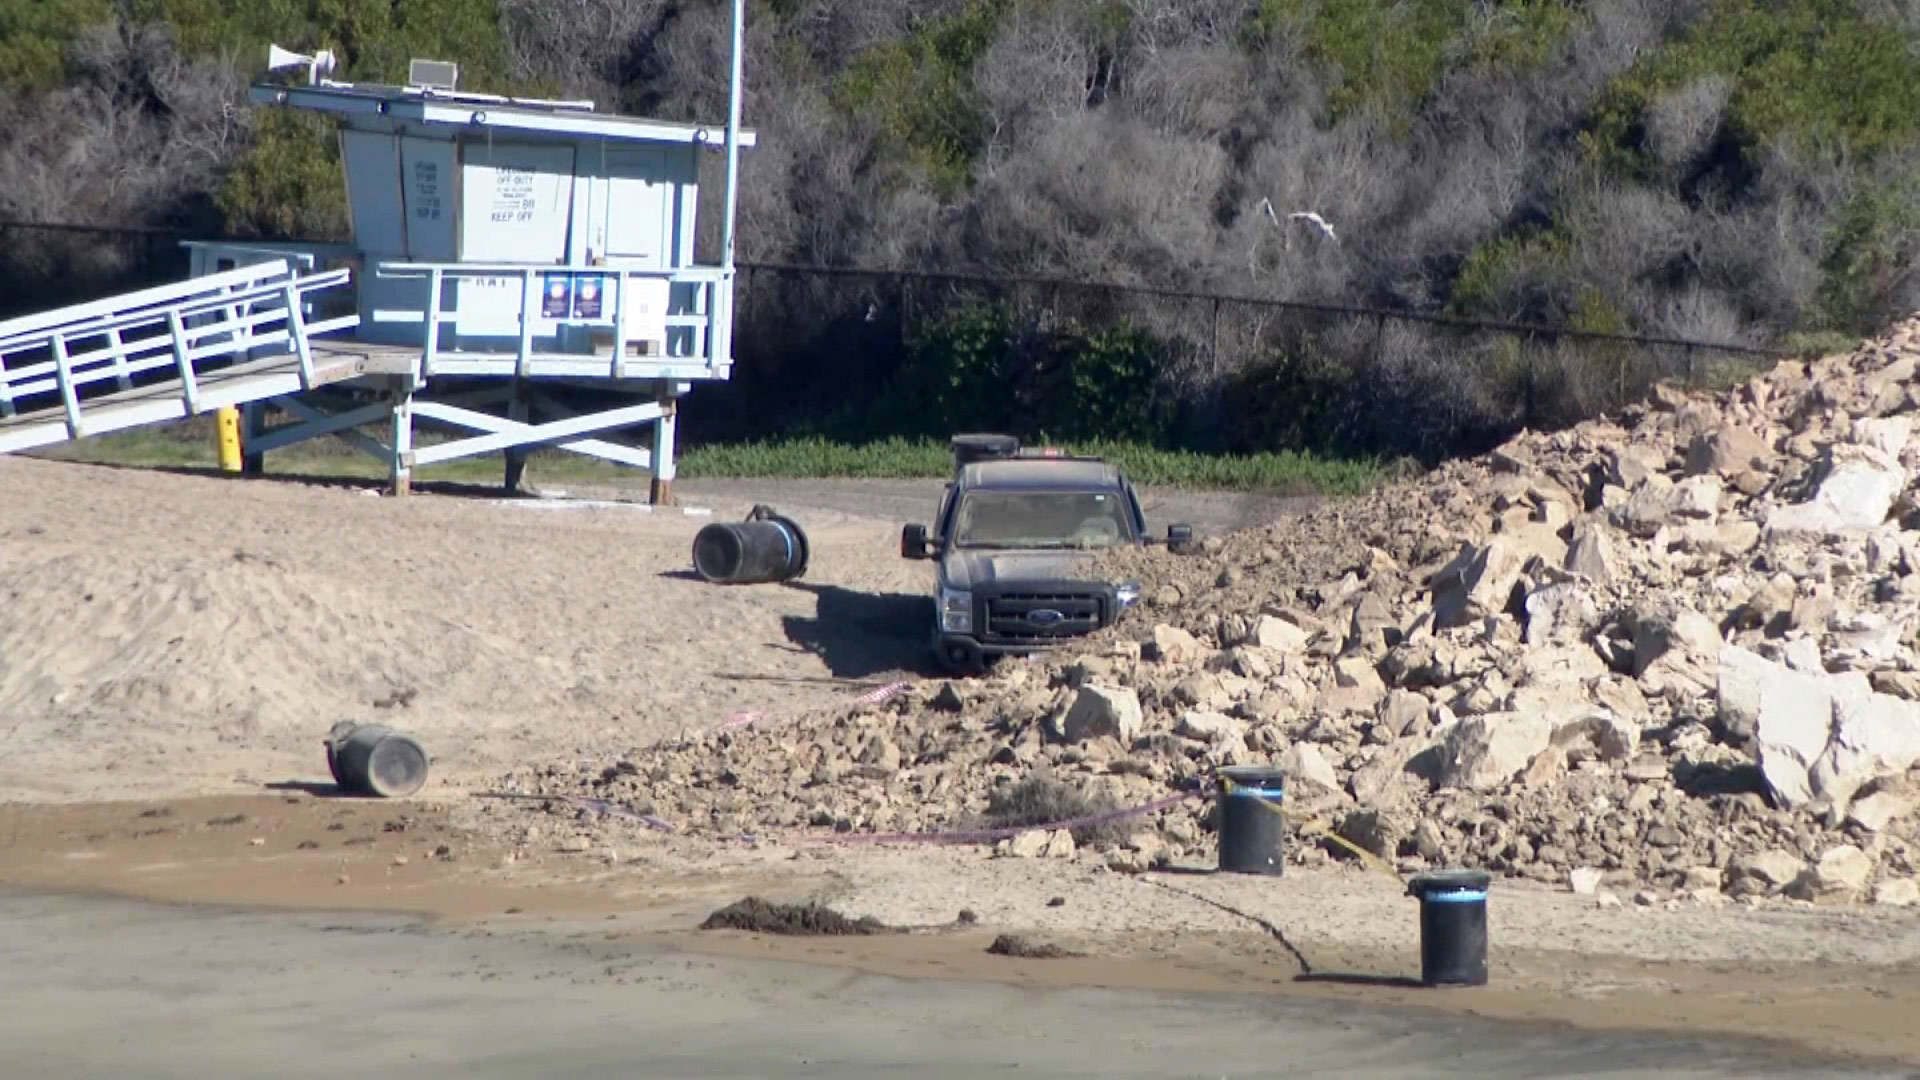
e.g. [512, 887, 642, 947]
[30, 423, 1384, 496]
[674, 437, 1384, 495]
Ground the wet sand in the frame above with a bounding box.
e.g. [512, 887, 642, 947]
[1, 793, 1917, 1072]
[1, 888, 1906, 1080]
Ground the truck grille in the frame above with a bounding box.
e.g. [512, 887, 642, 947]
[981, 590, 1106, 644]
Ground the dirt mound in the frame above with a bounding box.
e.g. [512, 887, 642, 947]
[0, 549, 559, 728]
[698, 897, 890, 936]
[499, 317, 1920, 909]
[986, 933, 1081, 959]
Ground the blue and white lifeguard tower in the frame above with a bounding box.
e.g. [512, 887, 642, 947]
[0, 3, 752, 504]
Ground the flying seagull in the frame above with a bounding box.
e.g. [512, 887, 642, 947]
[1257, 198, 1338, 243]
[1288, 209, 1338, 242]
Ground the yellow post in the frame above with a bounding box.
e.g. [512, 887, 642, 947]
[216, 406, 243, 473]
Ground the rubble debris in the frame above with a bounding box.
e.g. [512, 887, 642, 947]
[492, 316, 1920, 906]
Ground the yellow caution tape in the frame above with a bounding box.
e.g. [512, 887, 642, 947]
[1218, 775, 1405, 886]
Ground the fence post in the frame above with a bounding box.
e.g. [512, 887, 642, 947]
[1525, 332, 1537, 431]
[1685, 343, 1698, 386]
[1210, 297, 1221, 381]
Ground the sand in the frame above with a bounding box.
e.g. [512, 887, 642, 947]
[2, 454, 1917, 1069]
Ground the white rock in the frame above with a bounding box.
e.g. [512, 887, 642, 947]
[1614, 475, 1679, 537]
[1632, 603, 1722, 679]
[1788, 845, 1874, 903]
[1006, 830, 1050, 858]
[1565, 522, 1622, 584]
[1765, 443, 1906, 537]
[1846, 789, 1916, 832]
[1379, 689, 1429, 737]
[1056, 684, 1143, 745]
[1718, 645, 1870, 806]
[1523, 583, 1599, 648]
[1610, 445, 1666, 487]
[1282, 742, 1340, 791]
[1851, 415, 1914, 458]
[1176, 710, 1243, 742]
[1550, 711, 1640, 762]
[1686, 427, 1771, 477]
[1812, 692, 1920, 809]
[1670, 475, 1723, 520]
[1873, 878, 1919, 907]
[1252, 615, 1310, 654]
[1434, 712, 1553, 791]
[1432, 539, 1526, 629]
[1569, 867, 1604, 896]
[1827, 612, 1908, 664]
[1725, 849, 1804, 896]
[1148, 624, 1204, 664]
[1042, 829, 1077, 859]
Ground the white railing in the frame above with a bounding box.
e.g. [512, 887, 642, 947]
[369, 261, 734, 380]
[0, 259, 357, 430]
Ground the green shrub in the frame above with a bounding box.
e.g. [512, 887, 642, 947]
[1816, 183, 1920, 337]
[1250, 0, 1582, 126]
[1584, 0, 1920, 174]
[831, 0, 1009, 194]
[0, 0, 115, 92]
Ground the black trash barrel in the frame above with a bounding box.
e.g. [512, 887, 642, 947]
[326, 722, 430, 798]
[692, 505, 810, 584]
[1215, 765, 1287, 875]
[1406, 868, 1491, 986]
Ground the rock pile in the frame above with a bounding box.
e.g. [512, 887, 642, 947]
[497, 318, 1920, 908]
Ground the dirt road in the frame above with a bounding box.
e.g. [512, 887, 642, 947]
[2, 888, 1902, 1079]
[0, 457, 1291, 803]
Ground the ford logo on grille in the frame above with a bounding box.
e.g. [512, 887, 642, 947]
[1026, 608, 1066, 625]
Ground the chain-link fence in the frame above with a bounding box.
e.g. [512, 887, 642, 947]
[725, 262, 1784, 460]
[1, 221, 1788, 460]
[0, 221, 192, 320]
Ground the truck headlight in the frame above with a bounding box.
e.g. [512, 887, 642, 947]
[1115, 579, 1142, 609]
[940, 587, 973, 633]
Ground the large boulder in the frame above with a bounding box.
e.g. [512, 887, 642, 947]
[1811, 693, 1920, 810]
[1788, 845, 1875, 904]
[1250, 615, 1311, 654]
[1431, 539, 1527, 629]
[1522, 583, 1599, 647]
[1613, 475, 1680, 537]
[1685, 426, 1772, 477]
[1052, 685, 1144, 744]
[1717, 646, 1872, 807]
[1146, 625, 1204, 665]
[1564, 521, 1622, 584]
[1433, 712, 1553, 792]
[1765, 443, 1906, 537]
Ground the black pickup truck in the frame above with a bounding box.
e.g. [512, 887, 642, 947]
[900, 435, 1192, 675]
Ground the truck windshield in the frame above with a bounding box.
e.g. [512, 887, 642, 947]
[951, 491, 1133, 549]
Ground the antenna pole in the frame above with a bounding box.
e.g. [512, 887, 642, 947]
[720, 0, 744, 273]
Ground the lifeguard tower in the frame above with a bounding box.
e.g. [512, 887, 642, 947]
[0, 3, 751, 504]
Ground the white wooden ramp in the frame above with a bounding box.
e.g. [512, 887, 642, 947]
[0, 259, 368, 454]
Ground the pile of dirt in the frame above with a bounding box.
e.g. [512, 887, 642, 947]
[495, 317, 1920, 909]
[699, 897, 891, 936]
[0, 549, 565, 727]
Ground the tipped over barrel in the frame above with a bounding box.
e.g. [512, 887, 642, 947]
[692, 504, 810, 585]
[325, 721, 430, 798]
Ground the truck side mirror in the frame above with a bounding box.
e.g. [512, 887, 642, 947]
[901, 523, 931, 559]
[1167, 523, 1194, 554]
